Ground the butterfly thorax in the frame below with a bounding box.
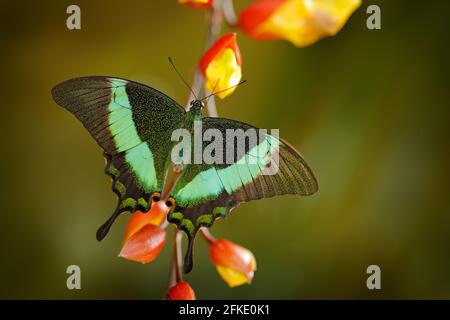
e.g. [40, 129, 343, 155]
[184, 100, 204, 129]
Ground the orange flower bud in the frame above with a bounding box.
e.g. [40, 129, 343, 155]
[178, 0, 212, 9]
[199, 32, 242, 99]
[123, 201, 168, 242]
[119, 224, 166, 264]
[168, 282, 197, 300]
[239, 0, 361, 47]
[210, 239, 256, 288]
[119, 200, 169, 264]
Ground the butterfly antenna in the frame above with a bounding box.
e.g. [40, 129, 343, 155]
[201, 80, 247, 102]
[204, 78, 221, 107]
[168, 57, 198, 100]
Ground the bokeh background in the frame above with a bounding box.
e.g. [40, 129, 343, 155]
[1, 0, 449, 299]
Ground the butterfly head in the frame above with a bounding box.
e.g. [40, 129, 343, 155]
[189, 100, 205, 114]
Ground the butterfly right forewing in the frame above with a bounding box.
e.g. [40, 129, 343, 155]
[52, 76, 186, 240]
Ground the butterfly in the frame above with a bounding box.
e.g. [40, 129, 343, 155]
[51, 77, 318, 272]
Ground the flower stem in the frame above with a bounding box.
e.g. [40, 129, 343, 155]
[161, 167, 182, 202]
[185, 0, 224, 116]
[169, 228, 183, 288]
[223, 0, 238, 27]
[203, 0, 225, 117]
[171, 0, 226, 287]
[200, 227, 217, 244]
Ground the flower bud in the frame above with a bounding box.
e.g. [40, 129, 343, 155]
[210, 239, 256, 287]
[123, 201, 168, 242]
[199, 32, 242, 99]
[119, 200, 169, 264]
[239, 0, 361, 47]
[119, 224, 166, 264]
[179, 0, 212, 9]
[168, 282, 197, 300]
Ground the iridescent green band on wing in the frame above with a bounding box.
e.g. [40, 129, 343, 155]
[174, 135, 280, 206]
[107, 78, 158, 193]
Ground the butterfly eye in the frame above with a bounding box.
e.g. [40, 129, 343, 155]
[151, 193, 161, 202]
[165, 198, 175, 208]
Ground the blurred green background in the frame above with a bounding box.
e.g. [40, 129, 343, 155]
[1, 0, 449, 299]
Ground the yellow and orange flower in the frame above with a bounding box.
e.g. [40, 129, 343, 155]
[119, 200, 169, 264]
[210, 239, 256, 287]
[178, 0, 212, 9]
[199, 32, 242, 99]
[168, 282, 197, 300]
[239, 0, 361, 47]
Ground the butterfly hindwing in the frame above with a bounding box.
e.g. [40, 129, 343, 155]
[52, 77, 185, 239]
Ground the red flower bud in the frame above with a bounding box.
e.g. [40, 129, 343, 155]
[123, 201, 168, 242]
[178, 0, 213, 9]
[119, 224, 166, 264]
[119, 200, 169, 264]
[168, 282, 197, 300]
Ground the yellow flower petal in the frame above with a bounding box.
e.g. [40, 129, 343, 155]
[306, 0, 361, 34]
[216, 265, 251, 288]
[205, 48, 242, 99]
